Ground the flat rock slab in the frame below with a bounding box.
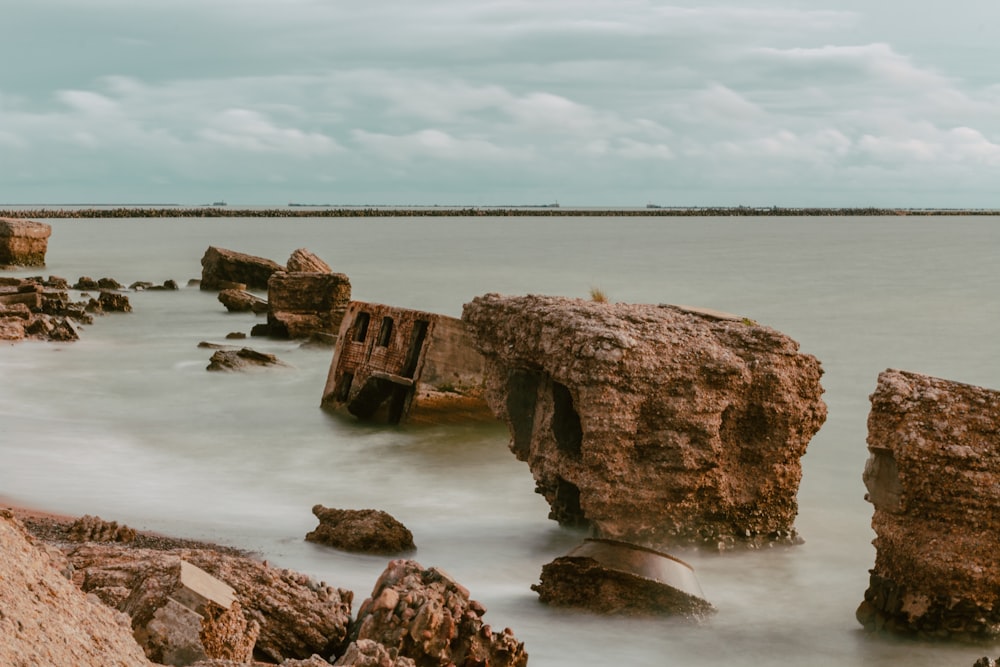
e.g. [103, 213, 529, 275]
[306, 505, 414, 555]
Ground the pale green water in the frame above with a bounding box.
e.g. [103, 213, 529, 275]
[1, 215, 998, 666]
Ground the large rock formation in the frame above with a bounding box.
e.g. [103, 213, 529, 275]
[352, 559, 527, 667]
[0, 218, 51, 267]
[200, 246, 284, 291]
[461, 294, 827, 550]
[0, 510, 153, 667]
[857, 369, 1000, 640]
[68, 543, 355, 663]
[306, 505, 415, 555]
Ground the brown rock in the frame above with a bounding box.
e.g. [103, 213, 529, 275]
[461, 294, 827, 550]
[200, 246, 284, 291]
[267, 271, 351, 338]
[67, 543, 354, 663]
[287, 248, 332, 274]
[857, 369, 1000, 640]
[0, 218, 51, 267]
[0, 510, 153, 667]
[206, 347, 289, 372]
[306, 505, 415, 555]
[219, 288, 269, 314]
[69, 514, 138, 543]
[334, 639, 416, 666]
[351, 559, 528, 667]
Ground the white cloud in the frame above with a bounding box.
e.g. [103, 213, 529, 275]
[198, 108, 340, 156]
[352, 128, 531, 162]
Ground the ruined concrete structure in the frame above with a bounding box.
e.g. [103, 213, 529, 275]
[461, 294, 827, 550]
[199, 246, 283, 291]
[857, 369, 1000, 640]
[322, 301, 490, 425]
[0, 218, 51, 267]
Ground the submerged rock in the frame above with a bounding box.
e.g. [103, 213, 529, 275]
[306, 505, 415, 555]
[857, 369, 1000, 640]
[533, 538, 713, 618]
[461, 294, 827, 550]
[206, 347, 289, 372]
[218, 288, 269, 314]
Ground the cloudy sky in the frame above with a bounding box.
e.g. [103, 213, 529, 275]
[3, 1, 999, 207]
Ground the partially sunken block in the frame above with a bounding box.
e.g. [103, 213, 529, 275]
[858, 369, 1000, 640]
[0, 218, 51, 267]
[462, 294, 827, 550]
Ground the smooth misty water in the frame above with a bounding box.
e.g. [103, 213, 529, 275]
[1, 215, 998, 666]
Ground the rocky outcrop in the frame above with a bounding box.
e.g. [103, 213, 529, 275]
[200, 246, 284, 291]
[206, 347, 289, 372]
[1, 276, 93, 342]
[306, 505, 415, 555]
[267, 271, 351, 339]
[857, 369, 1000, 640]
[0, 510, 153, 667]
[67, 543, 354, 663]
[461, 294, 827, 550]
[0, 218, 51, 267]
[69, 514, 138, 543]
[352, 559, 528, 667]
[219, 288, 269, 314]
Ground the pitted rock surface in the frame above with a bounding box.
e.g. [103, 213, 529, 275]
[857, 369, 1000, 640]
[352, 559, 527, 667]
[462, 294, 827, 549]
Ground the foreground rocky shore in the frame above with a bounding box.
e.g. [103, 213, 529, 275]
[1, 505, 527, 667]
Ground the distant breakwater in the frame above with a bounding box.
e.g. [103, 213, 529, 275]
[2, 206, 999, 219]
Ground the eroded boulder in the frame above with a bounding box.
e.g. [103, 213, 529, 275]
[0, 218, 51, 267]
[287, 247, 332, 274]
[857, 369, 1000, 640]
[352, 559, 527, 667]
[461, 294, 827, 550]
[306, 505, 415, 555]
[200, 246, 284, 291]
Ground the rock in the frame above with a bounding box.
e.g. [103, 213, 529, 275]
[0, 510, 153, 667]
[306, 505, 415, 555]
[67, 543, 354, 663]
[69, 514, 137, 543]
[857, 369, 1000, 640]
[334, 639, 416, 666]
[206, 347, 289, 372]
[200, 246, 284, 291]
[219, 288, 269, 314]
[0, 218, 51, 267]
[351, 559, 528, 667]
[74, 276, 101, 290]
[322, 302, 490, 426]
[267, 272, 351, 339]
[287, 248, 332, 274]
[461, 294, 827, 550]
[89, 290, 133, 313]
[532, 538, 713, 617]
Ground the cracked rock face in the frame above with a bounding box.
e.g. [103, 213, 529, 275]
[461, 294, 827, 550]
[857, 369, 1000, 640]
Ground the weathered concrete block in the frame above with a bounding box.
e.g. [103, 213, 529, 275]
[857, 369, 1000, 640]
[200, 246, 283, 291]
[267, 271, 351, 338]
[461, 294, 827, 550]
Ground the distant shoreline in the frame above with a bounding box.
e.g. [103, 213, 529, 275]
[2, 206, 999, 218]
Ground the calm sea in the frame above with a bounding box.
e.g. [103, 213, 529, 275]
[1, 215, 998, 666]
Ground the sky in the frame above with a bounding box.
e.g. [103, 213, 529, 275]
[2, 1, 1000, 208]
